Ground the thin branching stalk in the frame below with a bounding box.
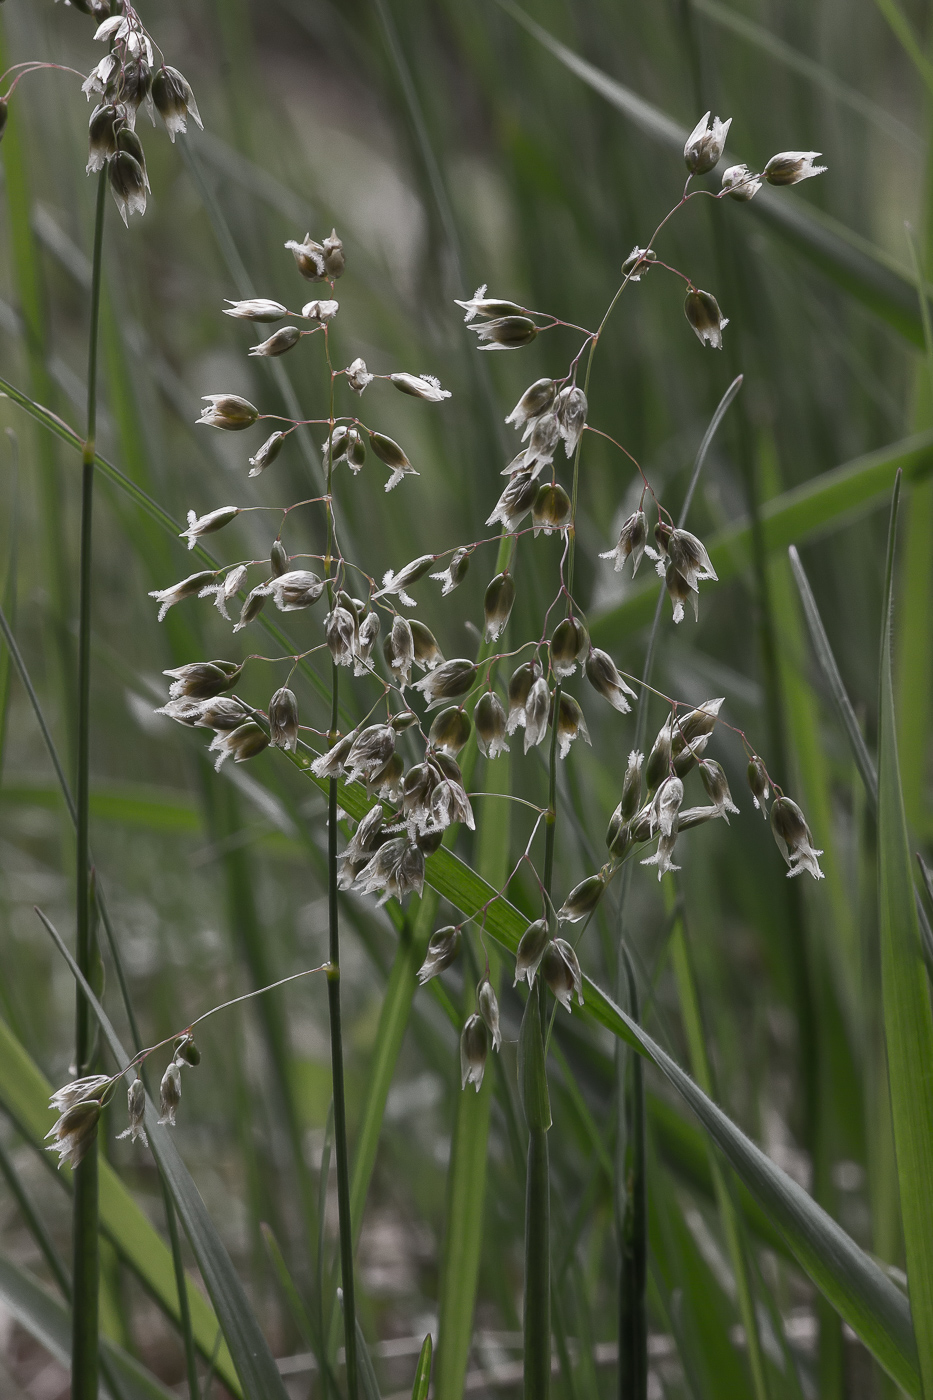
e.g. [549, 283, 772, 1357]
[617, 945, 646, 1400]
[71, 165, 107, 1400]
[322, 334, 359, 1400]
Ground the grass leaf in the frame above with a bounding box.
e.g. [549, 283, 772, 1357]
[411, 1334, 432, 1400]
[877, 473, 933, 1391]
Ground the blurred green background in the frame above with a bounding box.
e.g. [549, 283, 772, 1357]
[0, 0, 931, 1395]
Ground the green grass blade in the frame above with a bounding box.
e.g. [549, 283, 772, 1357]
[592, 429, 933, 643]
[411, 1334, 432, 1400]
[36, 914, 290, 1400]
[353, 1317, 383, 1400]
[877, 474, 933, 1392]
[872, 0, 933, 92]
[495, 0, 930, 345]
[0, 1253, 175, 1400]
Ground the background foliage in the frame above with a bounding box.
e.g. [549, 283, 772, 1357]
[0, 0, 931, 1396]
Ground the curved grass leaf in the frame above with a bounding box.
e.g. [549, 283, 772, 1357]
[0, 1253, 175, 1400]
[592, 429, 933, 643]
[495, 0, 930, 346]
[877, 475, 933, 1392]
[36, 914, 290, 1400]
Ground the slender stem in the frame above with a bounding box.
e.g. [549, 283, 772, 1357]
[617, 946, 647, 1400]
[524, 1111, 551, 1399]
[322, 330, 358, 1400]
[72, 165, 107, 1400]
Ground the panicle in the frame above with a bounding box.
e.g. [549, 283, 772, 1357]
[524, 412, 560, 476]
[410, 620, 443, 672]
[368, 431, 417, 491]
[431, 545, 474, 594]
[312, 732, 355, 780]
[46, 1099, 101, 1170]
[180, 506, 239, 549]
[506, 660, 540, 734]
[620, 750, 644, 820]
[621, 246, 657, 281]
[428, 706, 472, 757]
[532, 481, 571, 536]
[196, 697, 248, 731]
[645, 719, 673, 792]
[747, 755, 770, 815]
[198, 395, 259, 431]
[208, 721, 270, 771]
[117, 1077, 148, 1146]
[325, 605, 358, 667]
[649, 775, 684, 837]
[640, 830, 681, 880]
[551, 691, 591, 759]
[455, 285, 526, 322]
[413, 658, 477, 711]
[267, 571, 324, 610]
[721, 164, 761, 200]
[523, 676, 551, 753]
[109, 147, 149, 224]
[375, 554, 436, 605]
[505, 378, 556, 431]
[354, 835, 425, 905]
[470, 315, 538, 349]
[158, 1063, 182, 1126]
[301, 299, 339, 324]
[486, 471, 538, 530]
[345, 724, 396, 786]
[385, 616, 415, 688]
[224, 298, 287, 321]
[345, 358, 373, 393]
[555, 385, 587, 457]
[164, 660, 243, 701]
[152, 64, 202, 140]
[232, 585, 266, 633]
[698, 759, 739, 822]
[762, 151, 827, 186]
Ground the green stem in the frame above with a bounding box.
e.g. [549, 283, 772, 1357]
[71, 165, 107, 1400]
[617, 946, 647, 1400]
[322, 335, 358, 1400]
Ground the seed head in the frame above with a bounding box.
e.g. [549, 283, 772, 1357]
[46, 1098, 101, 1169]
[117, 1077, 148, 1146]
[269, 687, 300, 752]
[413, 658, 477, 710]
[599, 509, 648, 576]
[621, 246, 657, 281]
[684, 289, 729, 349]
[645, 719, 673, 792]
[385, 616, 415, 688]
[180, 506, 240, 550]
[428, 705, 472, 756]
[641, 830, 681, 879]
[477, 978, 501, 1052]
[542, 938, 584, 1011]
[49, 1074, 111, 1115]
[390, 372, 451, 402]
[354, 835, 425, 905]
[698, 759, 739, 822]
[770, 796, 824, 880]
[455, 284, 526, 322]
[747, 756, 770, 815]
[285, 232, 329, 281]
[268, 540, 288, 578]
[233, 585, 267, 633]
[224, 298, 288, 322]
[524, 412, 560, 477]
[195, 697, 248, 732]
[346, 724, 396, 786]
[197, 565, 247, 621]
[555, 385, 587, 457]
[301, 299, 339, 324]
[460, 1013, 488, 1091]
[721, 163, 761, 201]
[505, 378, 556, 431]
[532, 482, 572, 536]
[149, 570, 216, 622]
[164, 660, 243, 701]
[198, 395, 259, 431]
[549, 617, 589, 679]
[486, 471, 538, 531]
[514, 919, 549, 987]
[338, 805, 386, 888]
[117, 58, 153, 113]
[249, 431, 287, 476]
[266, 570, 324, 611]
[475, 691, 510, 759]
[249, 326, 302, 358]
[606, 804, 631, 858]
[158, 1063, 182, 1127]
[470, 315, 538, 349]
[484, 571, 516, 642]
[506, 660, 541, 734]
[650, 775, 684, 838]
[418, 926, 461, 984]
[762, 151, 827, 186]
[325, 606, 358, 667]
[684, 111, 732, 175]
[584, 647, 636, 713]
[152, 64, 202, 140]
[173, 1034, 201, 1068]
[558, 870, 607, 923]
[368, 431, 417, 491]
[311, 732, 355, 780]
[431, 545, 474, 595]
[87, 103, 120, 173]
[523, 676, 551, 753]
[620, 749, 644, 820]
[376, 554, 436, 605]
[209, 721, 270, 771]
[109, 148, 148, 225]
[550, 691, 591, 759]
[345, 358, 373, 393]
[355, 610, 381, 675]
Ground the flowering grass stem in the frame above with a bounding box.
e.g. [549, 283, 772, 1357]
[71, 165, 107, 1400]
